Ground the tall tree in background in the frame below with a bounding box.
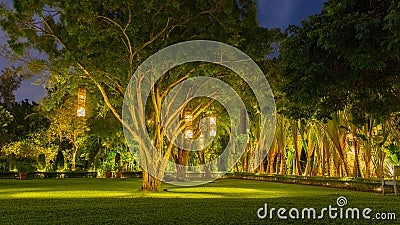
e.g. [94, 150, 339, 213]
[0, 104, 12, 148]
[0, 0, 278, 191]
[0, 67, 23, 106]
[279, 0, 400, 123]
[43, 94, 89, 171]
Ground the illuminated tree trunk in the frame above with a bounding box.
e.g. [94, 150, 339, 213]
[275, 153, 280, 174]
[267, 143, 277, 174]
[267, 153, 275, 174]
[352, 139, 361, 177]
[197, 150, 211, 178]
[318, 145, 325, 176]
[364, 159, 371, 178]
[325, 146, 331, 177]
[304, 140, 315, 176]
[232, 136, 239, 172]
[291, 120, 302, 175]
[241, 147, 249, 172]
[326, 116, 351, 176]
[173, 147, 189, 181]
[71, 130, 78, 172]
[279, 150, 287, 175]
[71, 151, 77, 171]
[141, 171, 161, 192]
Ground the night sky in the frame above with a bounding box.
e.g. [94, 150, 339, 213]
[7, 0, 326, 102]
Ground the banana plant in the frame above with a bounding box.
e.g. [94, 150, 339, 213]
[325, 111, 351, 176]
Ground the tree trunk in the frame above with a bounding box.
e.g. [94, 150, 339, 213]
[304, 153, 311, 176]
[141, 171, 161, 191]
[352, 139, 361, 177]
[275, 153, 280, 174]
[241, 146, 249, 172]
[197, 150, 211, 179]
[318, 146, 325, 176]
[268, 151, 276, 174]
[365, 159, 371, 178]
[71, 151, 76, 172]
[326, 147, 331, 177]
[279, 150, 286, 175]
[259, 158, 265, 174]
[291, 121, 302, 176]
[173, 147, 189, 181]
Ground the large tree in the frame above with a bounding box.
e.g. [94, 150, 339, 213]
[0, 104, 13, 148]
[0, 66, 23, 106]
[279, 0, 400, 123]
[0, 0, 277, 191]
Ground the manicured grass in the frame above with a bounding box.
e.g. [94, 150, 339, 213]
[0, 178, 398, 224]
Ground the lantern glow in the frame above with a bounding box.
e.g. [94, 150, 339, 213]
[77, 86, 86, 117]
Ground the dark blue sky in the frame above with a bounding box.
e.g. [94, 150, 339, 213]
[11, 0, 327, 102]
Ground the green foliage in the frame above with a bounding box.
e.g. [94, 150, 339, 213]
[0, 104, 13, 136]
[2, 138, 48, 159]
[37, 154, 46, 171]
[386, 143, 400, 165]
[54, 150, 64, 171]
[0, 100, 49, 154]
[6, 153, 16, 171]
[16, 160, 35, 172]
[0, 1, 280, 190]
[0, 67, 24, 106]
[279, 0, 400, 123]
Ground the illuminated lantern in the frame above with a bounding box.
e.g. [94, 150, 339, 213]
[77, 85, 86, 117]
[209, 116, 216, 137]
[184, 109, 193, 140]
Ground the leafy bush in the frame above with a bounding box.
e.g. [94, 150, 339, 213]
[54, 151, 65, 171]
[37, 154, 46, 171]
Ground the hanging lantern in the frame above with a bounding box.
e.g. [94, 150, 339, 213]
[184, 110, 193, 125]
[184, 129, 194, 140]
[209, 116, 217, 137]
[77, 85, 86, 117]
[183, 108, 193, 140]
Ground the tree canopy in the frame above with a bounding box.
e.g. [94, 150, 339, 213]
[0, 67, 23, 106]
[279, 0, 400, 123]
[0, 0, 278, 190]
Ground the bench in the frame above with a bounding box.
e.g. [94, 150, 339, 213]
[382, 169, 399, 196]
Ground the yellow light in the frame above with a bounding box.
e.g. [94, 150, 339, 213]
[209, 116, 216, 125]
[184, 113, 193, 124]
[185, 129, 194, 140]
[210, 129, 216, 137]
[209, 116, 216, 137]
[77, 107, 86, 117]
[77, 86, 86, 117]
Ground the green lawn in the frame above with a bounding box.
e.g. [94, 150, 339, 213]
[0, 178, 398, 224]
